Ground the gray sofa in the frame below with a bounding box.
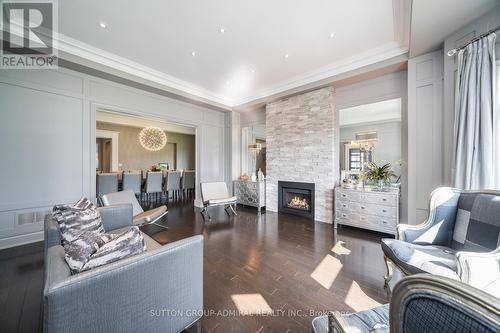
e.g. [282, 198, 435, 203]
[44, 204, 203, 333]
[381, 187, 500, 291]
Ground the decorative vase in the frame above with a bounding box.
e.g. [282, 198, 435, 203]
[257, 168, 264, 181]
[377, 179, 385, 190]
[251, 172, 257, 182]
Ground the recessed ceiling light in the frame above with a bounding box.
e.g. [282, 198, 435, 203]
[191, 51, 196, 56]
[219, 26, 225, 33]
[329, 32, 336, 39]
[250, 69, 256, 73]
[98, 22, 107, 29]
[284, 53, 289, 59]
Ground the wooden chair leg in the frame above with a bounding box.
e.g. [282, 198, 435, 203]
[384, 256, 394, 287]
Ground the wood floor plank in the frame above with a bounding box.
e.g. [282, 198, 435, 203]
[0, 198, 390, 333]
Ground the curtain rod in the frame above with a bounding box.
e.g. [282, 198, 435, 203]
[447, 24, 500, 56]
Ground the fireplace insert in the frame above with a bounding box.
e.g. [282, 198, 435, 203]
[278, 181, 315, 220]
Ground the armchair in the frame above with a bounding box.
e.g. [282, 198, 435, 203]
[200, 182, 237, 220]
[102, 190, 168, 229]
[311, 274, 500, 333]
[381, 187, 500, 295]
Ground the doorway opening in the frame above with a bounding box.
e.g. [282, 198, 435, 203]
[95, 110, 196, 208]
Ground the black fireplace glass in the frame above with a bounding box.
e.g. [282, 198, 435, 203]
[278, 181, 315, 220]
[282, 188, 312, 212]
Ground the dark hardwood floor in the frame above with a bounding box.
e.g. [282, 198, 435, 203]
[0, 197, 390, 333]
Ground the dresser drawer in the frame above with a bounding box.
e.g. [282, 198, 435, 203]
[335, 213, 396, 234]
[348, 202, 396, 218]
[337, 190, 367, 203]
[336, 200, 351, 211]
[363, 192, 397, 206]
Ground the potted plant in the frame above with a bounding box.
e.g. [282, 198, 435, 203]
[362, 161, 398, 190]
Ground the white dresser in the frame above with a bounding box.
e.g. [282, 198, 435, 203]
[335, 187, 399, 235]
[233, 180, 266, 212]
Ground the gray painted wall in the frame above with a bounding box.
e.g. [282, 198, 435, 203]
[405, 5, 500, 226]
[96, 122, 195, 170]
[335, 71, 408, 223]
[407, 50, 444, 224]
[0, 67, 228, 249]
[240, 107, 266, 127]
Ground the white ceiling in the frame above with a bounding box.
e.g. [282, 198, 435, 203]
[55, 0, 409, 108]
[409, 0, 499, 57]
[339, 98, 401, 126]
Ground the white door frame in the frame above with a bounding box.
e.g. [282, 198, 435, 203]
[96, 129, 119, 171]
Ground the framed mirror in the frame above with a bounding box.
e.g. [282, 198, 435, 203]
[241, 124, 266, 177]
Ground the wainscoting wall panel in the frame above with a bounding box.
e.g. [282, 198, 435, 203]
[407, 50, 444, 224]
[0, 67, 229, 249]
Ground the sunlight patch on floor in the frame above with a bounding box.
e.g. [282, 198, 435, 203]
[310, 254, 343, 289]
[344, 281, 382, 312]
[331, 241, 351, 255]
[231, 293, 273, 315]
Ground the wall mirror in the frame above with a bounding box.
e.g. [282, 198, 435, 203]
[241, 124, 266, 177]
[339, 98, 402, 184]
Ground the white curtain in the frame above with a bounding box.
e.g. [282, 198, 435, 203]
[452, 33, 497, 190]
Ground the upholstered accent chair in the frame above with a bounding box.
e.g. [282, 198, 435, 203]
[102, 190, 168, 229]
[381, 187, 500, 295]
[311, 274, 500, 333]
[200, 182, 237, 220]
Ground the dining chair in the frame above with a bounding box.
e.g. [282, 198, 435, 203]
[145, 171, 163, 202]
[96, 173, 118, 205]
[165, 171, 182, 201]
[122, 171, 142, 196]
[182, 170, 195, 198]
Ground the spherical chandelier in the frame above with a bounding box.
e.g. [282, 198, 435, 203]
[139, 126, 167, 151]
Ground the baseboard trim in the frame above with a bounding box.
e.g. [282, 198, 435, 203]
[0, 231, 44, 250]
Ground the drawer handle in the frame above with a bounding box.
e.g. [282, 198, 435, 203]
[382, 220, 388, 224]
[343, 204, 346, 208]
[361, 206, 365, 210]
[382, 198, 387, 201]
[382, 209, 387, 213]
[342, 194, 346, 197]
[361, 217, 367, 221]
[342, 214, 347, 218]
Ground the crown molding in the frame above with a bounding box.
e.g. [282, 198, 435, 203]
[3, 23, 408, 110]
[54, 33, 236, 107]
[233, 42, 408, 107]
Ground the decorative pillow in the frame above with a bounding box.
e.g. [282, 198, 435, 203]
[80, 226, 146, 272]
[52, 197, 104, 245]
[64, 231, 116, 273]
[459, 253, 500, 299]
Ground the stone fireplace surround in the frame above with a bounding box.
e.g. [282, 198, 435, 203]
[265, 87, 337, 223]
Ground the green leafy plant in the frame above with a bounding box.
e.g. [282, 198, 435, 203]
[362, 161, 397, 183]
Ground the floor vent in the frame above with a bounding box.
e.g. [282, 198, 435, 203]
[17, 210, 50, 226]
